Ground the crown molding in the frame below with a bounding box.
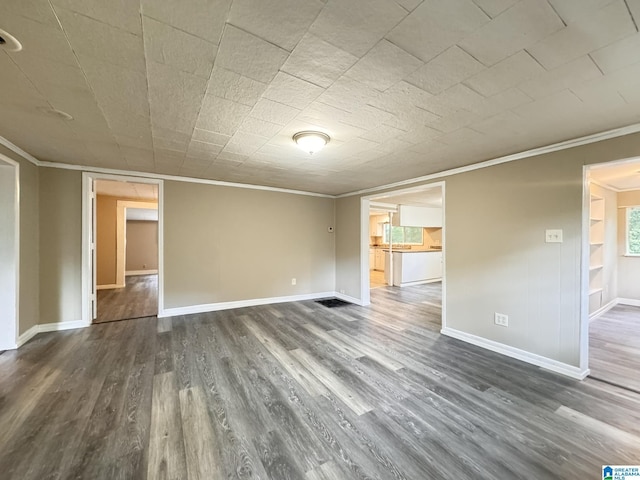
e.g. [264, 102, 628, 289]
[337, 122, 640, 198]
[0, 136, 40, 166]
[589, 178, 622, 192]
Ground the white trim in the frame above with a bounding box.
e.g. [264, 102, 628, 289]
[96, 283, 124, 290]
[334, 291, 366, 306]
[0, 136, 39, 166]
[589, 178, 622, 193]
[126, 269, 158, 276]
[396, 278, 442, 287]
[617, 297, 640, 307]
[116, 200, 157, 286]
[580, 167, 591, 375]
[158, 291, 336, 318]
[38, 160, 333, 198]
[589, 298, 618, 321]
[441, 327, 590, 380]
[339, 123, 640, 198]
[16, 320, 88, 348]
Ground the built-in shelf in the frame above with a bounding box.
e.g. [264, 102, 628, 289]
[589, 264, 604, 271]
[589, 287, 603, 295]
[590, 242, 604, 246]
[589, 192, 605, 313]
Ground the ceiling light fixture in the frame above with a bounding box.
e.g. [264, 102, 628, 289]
[293, 131, 330, 155]
[0, 29, 23, 52]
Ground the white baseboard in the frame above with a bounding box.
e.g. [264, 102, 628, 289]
[334, 291, 366, 306]
[617, 297, 640, 307]
[398, 278, 442, 287]
[126, 269, 158, 276]
[97, 283, 124, 290]
[16, 320, 88, 348]
[441, 327, 589, 380]
[589, 298, 618, 322]
[159, 291, 336, 318]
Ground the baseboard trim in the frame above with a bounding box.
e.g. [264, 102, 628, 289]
[16, 320, 88, 348]
[440, 327, 589, 380]
[617, 297, 640, 307]
[398, 278, 442, 287]
[159, 291, 336, 318]
[589, 298, 618, 321]
[334, 291, 366, 306]
[126, 270, 158, 276]
[97, 283, 124, 290]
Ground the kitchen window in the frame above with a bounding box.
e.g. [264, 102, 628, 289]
[627, 206, 640, 255]
[383, 224, 423, 245]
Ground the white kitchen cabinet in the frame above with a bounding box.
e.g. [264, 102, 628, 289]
[369, 214, 387, 236]
[392, 205, 442, 227]
[374, 249, 385, 271]
[388, 251, 442, 286]
[369, 249, 375, 270]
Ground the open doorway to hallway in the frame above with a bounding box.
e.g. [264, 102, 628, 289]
[94, 179, 159, 324]
[584, 159, 640, 392]
[363, 183, 445, 329]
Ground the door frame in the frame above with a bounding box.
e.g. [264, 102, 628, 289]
[360, 180, 446, 328]
[0, 153, 19, 349]
[82, 172, 164, 325]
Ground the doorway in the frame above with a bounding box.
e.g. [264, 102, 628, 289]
[583, 158, 640, 391]
[361, 182, 446, 329]
[0, 154, 18, 350]
[82, 174, 163, 325]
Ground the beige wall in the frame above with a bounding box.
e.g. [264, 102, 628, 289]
[96, 195, 117, 285]
[164, 181, 336, 309]
[335, 132, 640, 368]
[617, 189, 640, 300]
[126, 220, 158, 272]
[0, 145, 39, 336]
[39, 167, 83, 326]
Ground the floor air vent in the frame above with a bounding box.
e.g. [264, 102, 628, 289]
[315, 298, 352, 308]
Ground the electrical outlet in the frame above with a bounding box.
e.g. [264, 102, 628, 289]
[291, 278, 296, 285]
[494, 313, 509, 327]
[339, 289, 345, 294]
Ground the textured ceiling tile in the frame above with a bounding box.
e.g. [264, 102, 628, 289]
[436, 126, 486, 146]
[572, 62, 640, 103]
[142, 16, 217, 78]
[465, 87, 532, 117]
[394, 0, 424, 11]
[406, 46, 486, 95]
[192, 129, 231, 146]
[471, 0, 519, 18]
[297, 101, 350, 125]
[429, 109, 483, 133]
[341, 105, 397, 130]
[316, 77, 380, 113]
[2, 11, 79, 67]
[629, 0, 640, 24]
[396, 125, 441, 143]
[216, 25, 289, 84]
[52, 0, 142, 35]
[464, 50, 544, 97]
[140, 0, 230, 44]
[547, 0, 617, 24]
[263, 72, 324, 110]
[228, 0, 324, 51]
[310, 0, 408, 57]
[116, 133, 153, 150]
[423, 83, 485, 116]
[206, 68, 267, 107]
[469, 110, 526, 135]
[147, 61, 207, 134]
[511, 89, 584, 121]
[196, 95, 252, 134]
[154, 136, 189, 153]
[345, 40, 423, 91]
[360, 124, 406, 143]
[459, 0, 564, 66]
[188, 140, 223, 155]
[238, 117, 283, 138]
[10, 53, 88, 95]
[281, 34, 358, 88]
[79, 55, 150, 118]
[3, 0, 60, 26]
[387, 0, 490, 63]
[250, 98, 301, 125]
[528, 1, 636, 70]
[100, 107, 151, 139]
[56, 8, 146, 73]
[519, 56, 602, 99]
[590, 33, 640, 73]
[222, 132, 269, 156]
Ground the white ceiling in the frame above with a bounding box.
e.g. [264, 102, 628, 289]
[95, 179, 158, 201]
[590, 157, 640, 190]
[2, 1, 640, 195]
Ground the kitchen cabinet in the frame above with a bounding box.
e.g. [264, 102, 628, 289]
[369, 249, 375, 270]
[369, 214, 386, 236]
[385, 251, 442, 286]
[374, 249, 385, 271]
[392, 205, 442, 227]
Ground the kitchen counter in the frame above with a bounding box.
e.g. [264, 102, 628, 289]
[382, 248, 442, 253]
[384, 250, 442, 286]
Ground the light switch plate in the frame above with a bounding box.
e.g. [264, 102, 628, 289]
[545, 229, 563, 243]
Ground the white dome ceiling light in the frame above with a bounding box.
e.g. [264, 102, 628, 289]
[293, 131, 330, 155]
[0, 29, 22, 52]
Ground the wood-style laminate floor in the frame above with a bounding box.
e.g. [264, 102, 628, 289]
[589, 304, 640, 392]
[369, 270, 386, 289]
[1, 284, 639, 479]
[95, 274, 158, 323]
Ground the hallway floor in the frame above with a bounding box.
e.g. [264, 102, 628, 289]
[95, 274, 158, 323]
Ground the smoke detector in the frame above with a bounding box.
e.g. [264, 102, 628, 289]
[0, 29, 22, 52]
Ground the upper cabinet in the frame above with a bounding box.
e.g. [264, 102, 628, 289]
[369, 214, 387, 236]
[392, 205, 442, 227]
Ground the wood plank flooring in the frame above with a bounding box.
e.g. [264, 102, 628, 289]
[1, 284, 639, 479]
[96, 274, 158, 323]
[589, 304, 640, 392]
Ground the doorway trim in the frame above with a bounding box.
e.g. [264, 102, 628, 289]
[0, 153, 19, 350]
[82, 172, 164, 326]
[115, 200, 158, 287]
[359, 181, 446, 328]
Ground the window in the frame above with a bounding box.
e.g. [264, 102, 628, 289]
[627, 207, 640, 255]
[383, 224, 423, 245]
